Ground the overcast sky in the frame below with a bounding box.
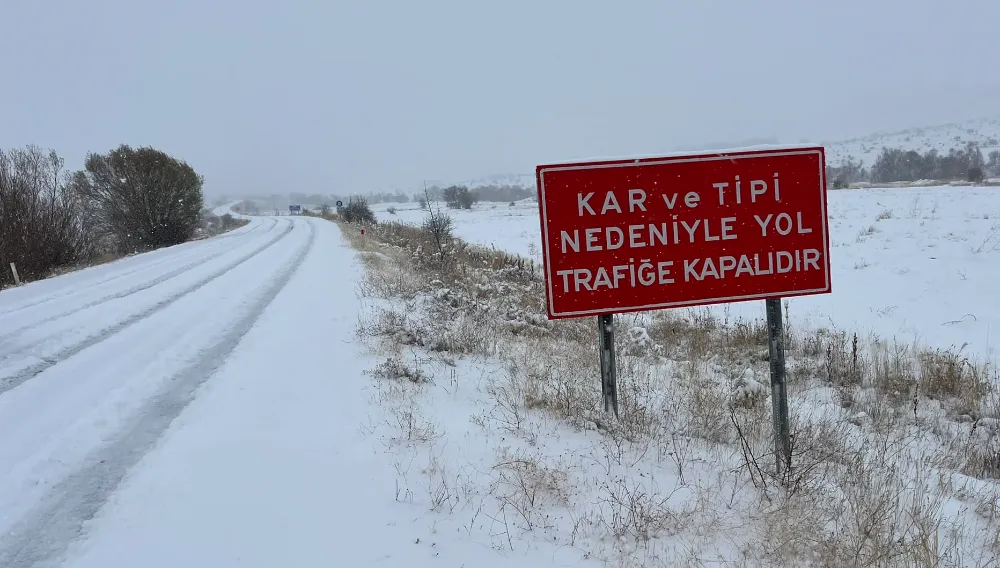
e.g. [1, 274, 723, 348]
[2, 0, 998, 196]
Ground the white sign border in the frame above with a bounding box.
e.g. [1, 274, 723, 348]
[537, 148, 830, 318]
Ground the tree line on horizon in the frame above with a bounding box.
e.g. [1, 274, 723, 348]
[827, 141, 1000, 188]
[0, 144, 210, 287]
[230, 183, 537, 212]
[221, 140, 1000, 219]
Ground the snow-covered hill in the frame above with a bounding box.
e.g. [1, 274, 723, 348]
[451, 117, 1000, 188]
[823, 116, 1000, 168]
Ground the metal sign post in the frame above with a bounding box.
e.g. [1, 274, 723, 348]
[765, 298, 791, 474]
[597, 314, 619, 417]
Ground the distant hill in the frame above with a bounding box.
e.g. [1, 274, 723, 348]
[458, 173, 537, 189]
[823, 117, 1000, 168]
[455, 117, 1000, 189]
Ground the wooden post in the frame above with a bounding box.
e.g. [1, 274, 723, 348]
[9, 263, 21, 285]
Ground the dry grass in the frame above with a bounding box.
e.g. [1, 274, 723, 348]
[488, 445, 571, 531]
[336, 214, 1000, 567]
[369, 355, 428, 383]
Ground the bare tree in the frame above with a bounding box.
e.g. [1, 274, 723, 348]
[0, 146, 92, 285]
[421, 187, 453, 262]
[337, 196, 376, 224]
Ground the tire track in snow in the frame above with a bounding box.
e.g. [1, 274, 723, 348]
[0, 219, 317, 568]
[0, 220, 279, 350]
[0, 219, 295, 396]
[0, 219, 274, 317]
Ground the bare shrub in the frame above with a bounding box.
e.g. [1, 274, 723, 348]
[596, 473, 692, 542]
[725, 318, 769, 353]
[818, 457, 949, 566]
[357, 306, 428, 349]
[972, 224, 1000, 253]
[356, 254, 426, 300]
[420, 448, 460, 513]
[917, 348, 990, 414]
[961, 389, 1000, 479]
[647, 309, 718, 362]
[489, 446, 570, 530]
[822, 330, 863, 402]
[371, 356, 428, 383]
[612, 357, 669, 441]
[72, 144, 204, 252]
[745, 425, 978, 567]
[427, 308, 502, 356]
[963, 432, 1000, 480]
[0, 146, 94, 286]
[338, 196, 377, 225]
[380, 396, 441, 445]
[679, 374, 733, 445]
[869, 339, 917, 402]
[480, 367, 530, 436]
[421, 207, 454, 263]
[516, 338, 599, 425]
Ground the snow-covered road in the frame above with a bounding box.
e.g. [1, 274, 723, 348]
[0, 214, 405, 567]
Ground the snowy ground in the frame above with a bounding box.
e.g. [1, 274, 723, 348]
[373, 186, 1000, 366]
[3, 187, 999, 567]
[1, 213, 559, 567]
[354, 189, 1000, 566]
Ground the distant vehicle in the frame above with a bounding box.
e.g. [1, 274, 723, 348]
[289, 204, 302, 215]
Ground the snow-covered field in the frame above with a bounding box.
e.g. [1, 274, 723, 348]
[3, 184, 1000, 567]
[374, 186, 1000, 365]
[354, 184, 1000, 566]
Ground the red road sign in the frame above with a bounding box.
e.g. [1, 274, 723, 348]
[536, 146, 831, 319]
